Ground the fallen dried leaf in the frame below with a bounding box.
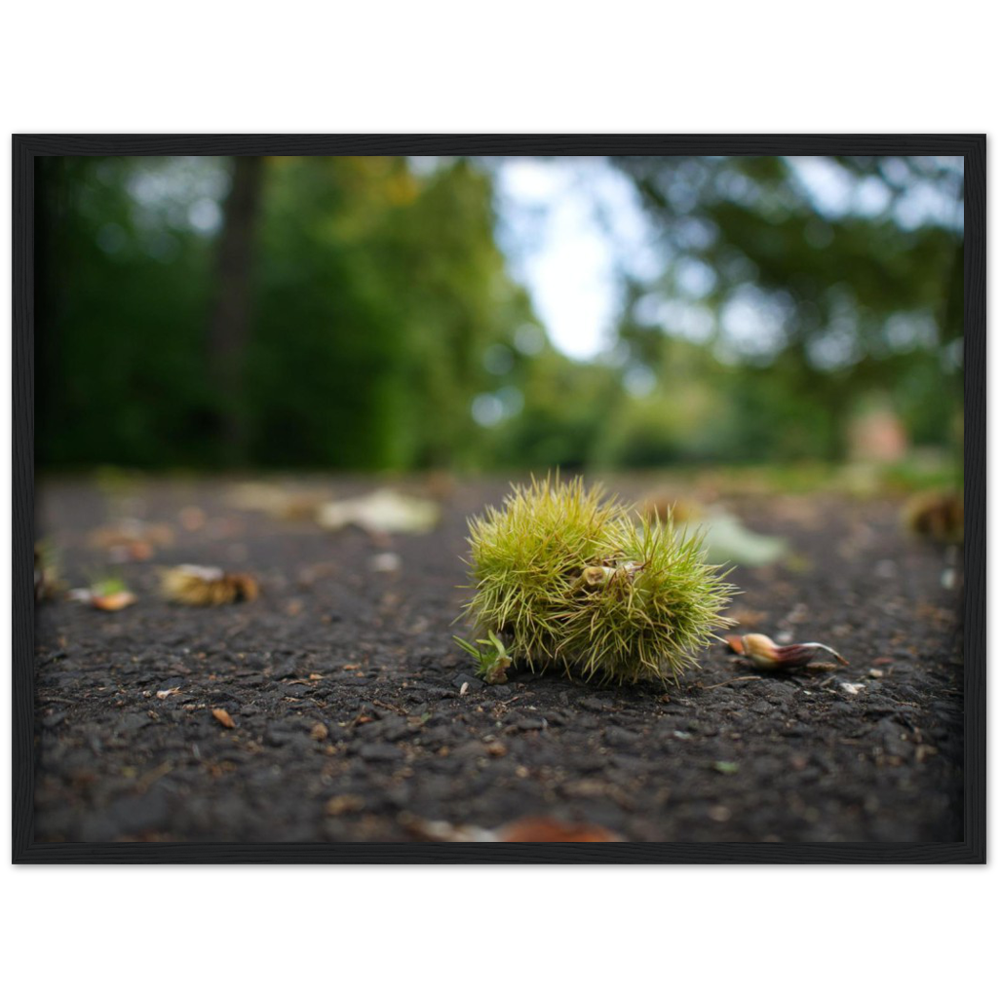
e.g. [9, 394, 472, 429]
[737, 633, 848, 670]
[497, 818, 623, 842]
[156, 687, 181, 700]
[91, 590, 138, 612]
[316, 489, 439, 536]
[227, 482, 328, 520]
[212, 708, 236, 728]
[162, 565, 259, 606]
[325, 794, 365, 816]
[903, 490, 963, 544]
[403, 814, 624, 843]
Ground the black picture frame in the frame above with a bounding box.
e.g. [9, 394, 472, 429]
[12, 134, 985, 863]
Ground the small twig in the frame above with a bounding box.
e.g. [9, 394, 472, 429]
[372, 698, 408, 717]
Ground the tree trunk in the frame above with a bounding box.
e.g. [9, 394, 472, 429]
[208, 156, 264, 466]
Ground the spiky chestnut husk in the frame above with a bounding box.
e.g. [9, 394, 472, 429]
[461, 476, 736, 685]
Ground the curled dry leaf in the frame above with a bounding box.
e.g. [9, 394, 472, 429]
[227, 482, 328, 521]
[737, 633, 848, 671]
[903, 490, 963, 545]
[162, 565, 259, 606]
[211, 708, 236, 729]
[404, 814, 624, 843]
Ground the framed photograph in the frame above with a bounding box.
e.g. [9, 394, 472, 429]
[12, 135, 984, 862]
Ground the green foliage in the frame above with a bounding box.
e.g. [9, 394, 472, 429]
[460, 476, 735, 685]
[613, 155, 964, 465]
[37, 155, 539, 471]
[88, 573, 129, 597]
[35, 154, 962, 476]
[36, 158, 218, 468]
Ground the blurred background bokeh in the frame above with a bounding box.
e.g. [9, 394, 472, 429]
[35, 154, 964, 487]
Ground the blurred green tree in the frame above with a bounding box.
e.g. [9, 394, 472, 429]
[36, 157, 219, 468]
[36, 155, 540, 471]
[611, 155, 964, 462]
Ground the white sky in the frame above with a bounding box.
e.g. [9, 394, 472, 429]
[494, 157, 660, 360]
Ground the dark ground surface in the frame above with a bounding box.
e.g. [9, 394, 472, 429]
[33, 474, 964, 844]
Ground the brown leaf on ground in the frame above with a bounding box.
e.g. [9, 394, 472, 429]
[162, 565, 259, 606]
[90, 590, 138, 612]
[497, 818, 624, 842]
[227, 482, 329, 521]
[903, 490, 963, 544]
[739, 633, 849, 669]
[325, 794, 365, 816]
[403, 814, 624, 843]
[211, 708, 236, 729]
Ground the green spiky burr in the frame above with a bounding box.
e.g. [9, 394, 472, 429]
[458, 475, 735, 686]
